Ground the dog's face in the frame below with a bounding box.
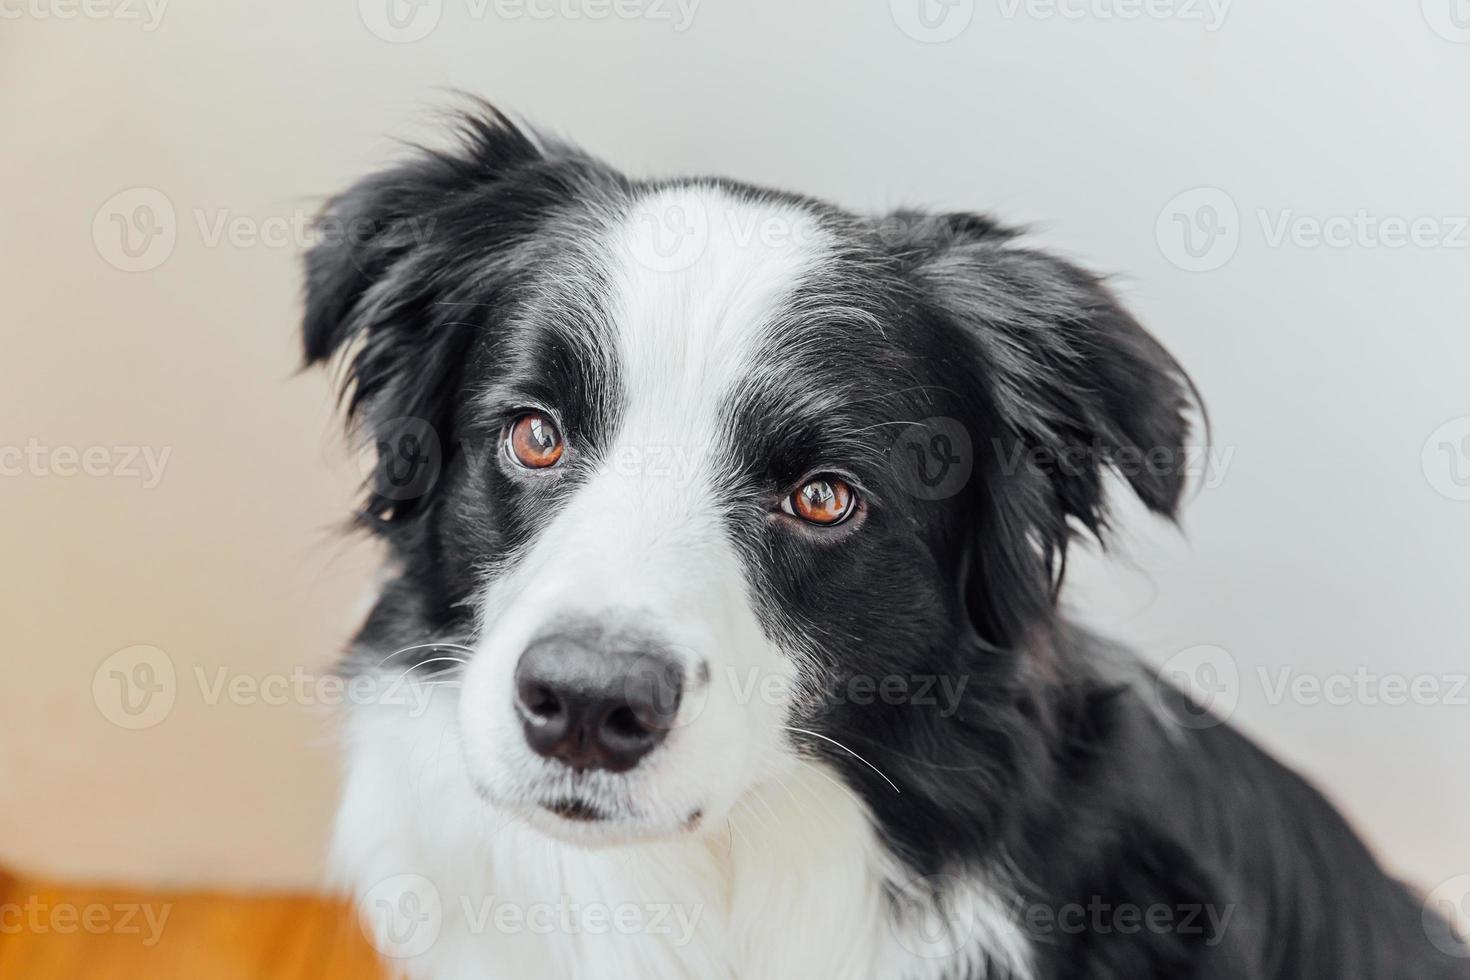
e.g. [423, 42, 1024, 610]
[306, 110, 1192, 852]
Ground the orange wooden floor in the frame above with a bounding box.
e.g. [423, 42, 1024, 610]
[0, 870, 387, 980]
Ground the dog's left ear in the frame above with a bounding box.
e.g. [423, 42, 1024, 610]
[302, 106, 546, 527]
[890, 213, 1199, 644]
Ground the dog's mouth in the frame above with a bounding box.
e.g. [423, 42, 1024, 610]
[538, 794, 703, 829]
[514, 787, 706, 843]
[543, 797, 607, 822]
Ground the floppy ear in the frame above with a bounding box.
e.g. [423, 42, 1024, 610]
[302, 107, 544, 527]
[893, 213, 1199, 647]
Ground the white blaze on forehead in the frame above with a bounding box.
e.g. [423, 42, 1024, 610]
[458, 192, 831, 843]
[603, 185, 833, 473]
[481, 186, 835, 618]
[470, 185, 837, 663]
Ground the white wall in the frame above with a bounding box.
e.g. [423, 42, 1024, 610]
[3, 0, 1466, 890]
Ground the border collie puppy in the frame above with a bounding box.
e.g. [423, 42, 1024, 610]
[305, 104, 1467, 979]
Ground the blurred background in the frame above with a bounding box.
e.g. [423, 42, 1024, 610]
[3, 0, 1468, 973]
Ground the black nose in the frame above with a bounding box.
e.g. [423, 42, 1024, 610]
[513, 633, 683, 773]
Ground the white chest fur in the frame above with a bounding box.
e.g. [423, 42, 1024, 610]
[332, 692, 1031, 980]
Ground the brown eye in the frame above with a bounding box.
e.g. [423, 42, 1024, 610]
[507, 412, 564, 469]
[785, 476, 857, 526]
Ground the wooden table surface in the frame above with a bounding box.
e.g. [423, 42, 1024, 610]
[0, 870, 388, 980]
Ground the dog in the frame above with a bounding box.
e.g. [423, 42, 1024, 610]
[304, 103, 1468, 979]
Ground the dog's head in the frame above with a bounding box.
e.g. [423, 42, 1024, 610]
[306, 106, 1194, 851]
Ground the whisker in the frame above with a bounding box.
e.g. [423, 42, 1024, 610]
[846, 420, 926, 435]
[764, 769, 839, 832]
[725, 813, 754, 852]
[791, 758, 877, 813]
[768, 768, 822, 819]
[370, 642, 476, 670]
[747, 783, 784, 828]
[838, 740, 994, 773]
[784, 727, 901, 794]
[402, 656, 471, 674]
[842, 384, 956, 408]
[734, 794, 776, 835]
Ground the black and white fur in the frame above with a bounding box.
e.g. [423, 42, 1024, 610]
[304, 105, 1468, 979]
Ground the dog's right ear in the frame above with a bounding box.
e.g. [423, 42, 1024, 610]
[302, 106, 544, 525]
[885, 211, 1200, 650]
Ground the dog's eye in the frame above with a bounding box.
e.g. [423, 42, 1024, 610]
[783, 476, 857, 526]
[506, 412, 564, 469]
